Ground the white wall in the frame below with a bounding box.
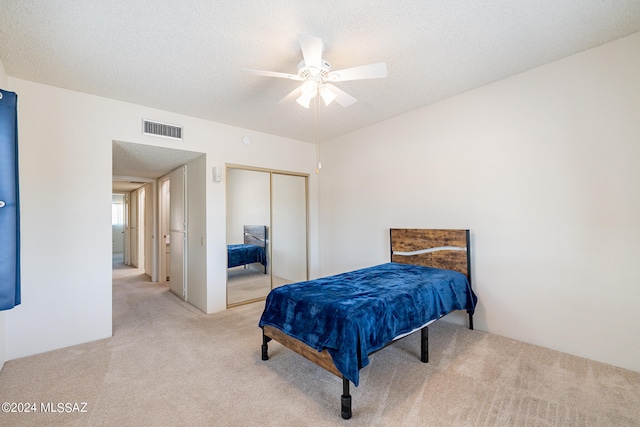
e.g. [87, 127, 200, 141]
[0, 56, 7, 370]
[4, 77, 317, 360]
[319, 32, 640, 373]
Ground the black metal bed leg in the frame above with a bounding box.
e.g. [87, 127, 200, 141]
[261, 330, 269, 361]
[341, 377, 352, 419]
[467, 310, 474, 330]
[420, 326, 429, 363]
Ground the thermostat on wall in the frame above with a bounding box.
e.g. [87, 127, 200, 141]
[213, 166, 222, 183]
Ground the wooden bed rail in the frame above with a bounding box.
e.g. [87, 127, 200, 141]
[262, 325, 342, 377]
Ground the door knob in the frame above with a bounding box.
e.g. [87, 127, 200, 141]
[0, 201, 5, 208]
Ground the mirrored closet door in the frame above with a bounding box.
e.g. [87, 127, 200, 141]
[226, 166, 308, 307]
[271, 173, 307, 287]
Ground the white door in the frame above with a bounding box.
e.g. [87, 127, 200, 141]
[137, 187, 146, 271]
[159, 177, 170, 281]
[112, 194, 125, 254]
[123, 193, 130, 265]
[169, 166, 187, 299]
[130, 190, 139, 267]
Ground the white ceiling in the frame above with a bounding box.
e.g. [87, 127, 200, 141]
[111, 141, 205, 192]
[5, 1, 636, 191]
[2, 1, 640, 146]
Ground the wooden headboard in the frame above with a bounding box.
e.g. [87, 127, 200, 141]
[390, 228, 471, 280]
[244, 225, 267, 247]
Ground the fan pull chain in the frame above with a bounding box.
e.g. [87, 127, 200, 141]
[314, 96, 321, 174]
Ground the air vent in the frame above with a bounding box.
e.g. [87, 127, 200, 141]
[142, 119, 183, 140]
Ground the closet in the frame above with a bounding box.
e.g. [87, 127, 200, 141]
[226, 166, 308, 307]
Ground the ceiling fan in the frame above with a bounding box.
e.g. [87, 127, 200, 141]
[246, 34, 387, 108]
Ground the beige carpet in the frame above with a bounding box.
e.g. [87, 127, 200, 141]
[1, 263, 639, 426]
[227, 266, 292, 306]
[227, 266, 271, 305]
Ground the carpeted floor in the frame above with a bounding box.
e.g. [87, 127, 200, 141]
[1, 262, 639, 426]
[227, 265, 271, 305]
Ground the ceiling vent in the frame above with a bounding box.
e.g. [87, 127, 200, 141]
[142, 119, 183, 140]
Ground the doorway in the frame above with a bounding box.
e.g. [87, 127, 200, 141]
[112, 181, 149, 264]
[111, 140, 206, 290]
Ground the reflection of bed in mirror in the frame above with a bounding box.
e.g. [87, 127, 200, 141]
[227, 225, 267, 273]
[227, 225, 270, 306]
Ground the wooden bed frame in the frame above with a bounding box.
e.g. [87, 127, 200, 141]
[261, 228, 474, 419]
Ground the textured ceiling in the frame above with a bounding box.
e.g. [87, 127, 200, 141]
[2, 1, 640, 145]
[112, 141, 204, 180]
[112, 141, 204, 192]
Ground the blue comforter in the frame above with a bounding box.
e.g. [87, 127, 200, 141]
[259, 262, 476, 386]
[227, 244, 266, 268]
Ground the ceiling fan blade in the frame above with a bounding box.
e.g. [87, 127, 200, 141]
[245, 69, 301, 80]
[298, 34, 323, 69]
[324, 84, 357, 107]
[327, 62, 387, 82]
[277, 86, 302, 105]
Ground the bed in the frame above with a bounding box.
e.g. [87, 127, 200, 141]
[259, 228, 476, 419]
[227, 225, 267, 273]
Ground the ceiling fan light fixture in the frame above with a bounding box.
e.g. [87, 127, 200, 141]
[296, 91, 314, 108]
[319, 85, 337, 106]
[296, 79, 319, 108]
[301, 80, 318, 94]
